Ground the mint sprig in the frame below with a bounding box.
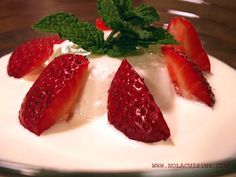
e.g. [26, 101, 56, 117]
[33, 12, 105, 54]
[33, 0, 176, 57]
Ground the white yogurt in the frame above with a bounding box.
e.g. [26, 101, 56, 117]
[0, 47, 236, 172]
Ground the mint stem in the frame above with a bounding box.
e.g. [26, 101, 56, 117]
[105, 30, 118, 45]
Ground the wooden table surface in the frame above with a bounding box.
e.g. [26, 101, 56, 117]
[0, 0, 236, 68]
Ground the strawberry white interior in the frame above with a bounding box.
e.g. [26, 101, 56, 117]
[0, 41, 236, 172]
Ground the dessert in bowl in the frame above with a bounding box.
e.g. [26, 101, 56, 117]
[0, 0, 236, 176]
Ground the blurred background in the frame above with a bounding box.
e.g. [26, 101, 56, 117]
[0, 0, 235, 68]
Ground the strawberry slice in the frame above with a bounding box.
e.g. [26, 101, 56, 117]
[7, 35, 64, 78]
[107, 60, 170, 143]
[19, 54, 89, 135]
[167, 17, 210, 72]
[162, 46, 215, 106]
[96, 17, 111, 31]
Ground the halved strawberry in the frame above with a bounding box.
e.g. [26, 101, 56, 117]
[167, 17, 210, 72]
[19, 54, 89, 135]
[162, 46, 215, 106]
[7, 35, 64, 78]
[96, 17, 111, 31]
[107, 60, 170, 143]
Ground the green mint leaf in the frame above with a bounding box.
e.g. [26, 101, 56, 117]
[33, 12, 78, 33]
[145, 27, 177, 44]
[112, 0, 133, 12]
[97, 0, 160, 40]
[97, 0, 144, 39]
[60, 22, 105, 52]
[124, 5, 159, 27]
[107, 34, 138, 57]
[97, 0, 134, 32]
[33, 12, 105, 53]
[106, 28, 176, 57]
[97, 0, 133, 18]
[97, 0, 123, 29]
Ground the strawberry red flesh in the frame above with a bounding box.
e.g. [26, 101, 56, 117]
[167, 17, 210, 72]
[19, 54, 89, 135]
[96, 17, 111, 31]
[162, 46, 215, 107]
[107, 60, 170, 143]
[7, 35, 64, 78]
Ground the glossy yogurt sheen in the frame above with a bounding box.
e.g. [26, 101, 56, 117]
[0, 44, 236, 171]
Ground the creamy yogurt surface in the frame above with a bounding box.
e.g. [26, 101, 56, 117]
[0, 42, 236, 171]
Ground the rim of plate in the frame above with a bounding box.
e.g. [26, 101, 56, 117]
[0, 158, 236, 177]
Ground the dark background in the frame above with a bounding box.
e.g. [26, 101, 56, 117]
[0, 0, 236, 68]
